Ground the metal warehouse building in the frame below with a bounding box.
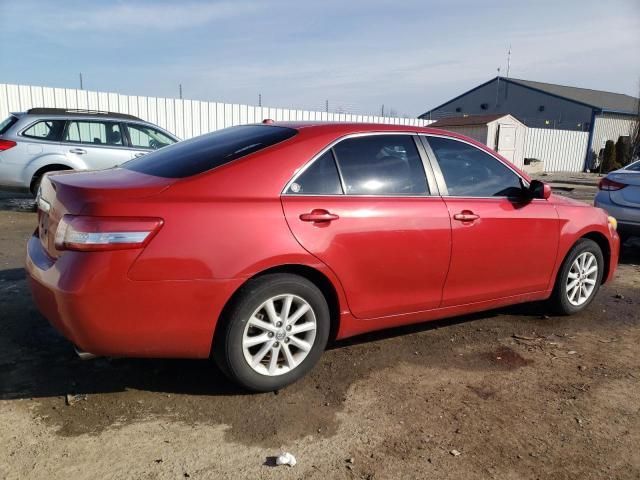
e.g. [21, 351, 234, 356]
[420, 77, 639, 171]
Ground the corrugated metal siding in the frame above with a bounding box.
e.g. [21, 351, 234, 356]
[431, 125, 488, 144]
[0, 83, 434, 139]
[591, 114, 636, 153]
[524, 128, 589, 172]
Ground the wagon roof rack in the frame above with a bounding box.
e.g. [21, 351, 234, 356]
[26, 108, 142, 121]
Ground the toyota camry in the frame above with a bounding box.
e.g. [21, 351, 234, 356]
[26, 122, 620, 391]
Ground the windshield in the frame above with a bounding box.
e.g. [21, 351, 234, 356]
[123, 125, 297, 178]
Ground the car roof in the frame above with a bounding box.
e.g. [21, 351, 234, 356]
[265, 121, 446, 136]
[17, 108, 142, 121]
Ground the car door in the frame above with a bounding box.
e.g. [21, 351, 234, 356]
[422, 135, 559, 307]
[125, 123, 177, 159]
[63, 120, 131, 169]
[281, 133, 451, 319]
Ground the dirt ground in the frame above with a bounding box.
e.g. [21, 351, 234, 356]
[1, 175, 639, 480]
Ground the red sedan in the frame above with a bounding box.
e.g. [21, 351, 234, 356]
[26, 122, 620, 391]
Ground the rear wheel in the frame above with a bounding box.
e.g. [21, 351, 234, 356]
[549, 239, 604, 315]
[214, 273, 330, 392]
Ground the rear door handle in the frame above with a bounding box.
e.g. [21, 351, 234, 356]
[299, 209, 339, 223]
[69, 148, 87, 155]
[453, 211, 480, 222]
[134, 152, 146, 158]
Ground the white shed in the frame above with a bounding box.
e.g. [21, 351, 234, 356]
[429, 113, 528, 168]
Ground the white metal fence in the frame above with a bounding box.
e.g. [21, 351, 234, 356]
[0, 83, 433, 140]
[524, 128, 589, 172]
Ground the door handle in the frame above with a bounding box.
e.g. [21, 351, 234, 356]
[299, 209, 339, 223]
[134, 152, 146, 158]
[453, 211, 480, 222]
[69, 148, 86, 155]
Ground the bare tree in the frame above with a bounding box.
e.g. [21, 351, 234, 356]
[631, 81, 640, 160]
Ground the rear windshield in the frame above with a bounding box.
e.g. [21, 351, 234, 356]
[626, 160, 640, 172]
[0, 115, 18, 135]
[123, 125, 298, 178]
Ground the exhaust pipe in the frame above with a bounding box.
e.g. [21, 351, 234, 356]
[75, 347, 98, 360]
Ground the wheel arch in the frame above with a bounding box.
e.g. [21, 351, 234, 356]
[580, 231, 611, 284]
[29, 164, 74, 194]
[211, 264, 342, 356]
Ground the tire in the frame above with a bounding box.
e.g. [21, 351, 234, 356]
[30, 174, 44, 197]
[30, 167, 71, 197]
[214, 273, 330, 392]
[549, 239, 604, 315]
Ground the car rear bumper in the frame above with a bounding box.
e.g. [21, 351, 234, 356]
[25, 234, 241, 358]
[595, 192, 640, 225]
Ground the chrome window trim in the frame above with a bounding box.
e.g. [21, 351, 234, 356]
[419, 133, 537, 200]
[282, 131, 438, 197]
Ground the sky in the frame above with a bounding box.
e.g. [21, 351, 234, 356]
[1, 0, 639, 117]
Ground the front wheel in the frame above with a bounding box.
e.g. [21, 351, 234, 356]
[214, 273, 330, 392]
[549, 239, 604, 315]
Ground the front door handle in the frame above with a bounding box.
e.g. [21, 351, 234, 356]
[453, 210, 480, 222]
[299, 209, 339, 223]
[134, 152, 146, 158]
[69, 148, 87, 155]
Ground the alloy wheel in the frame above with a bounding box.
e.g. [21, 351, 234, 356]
[566, 252, 598, 306]
[242, 294, 317, 376]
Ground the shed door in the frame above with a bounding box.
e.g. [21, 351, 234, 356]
[497, 124, 516, 163]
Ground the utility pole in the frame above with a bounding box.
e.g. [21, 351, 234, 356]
[495, 67, 501, 108]
[506, 45, 511, 78]
[325, 99, 329, 113]
[258, 93, 262, 107]
[179, 84, 183, 100]
[79, 73, 83, 90]
[381, 104, 385, 117]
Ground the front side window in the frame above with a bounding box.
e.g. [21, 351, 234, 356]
[332, 135, 428, 195]
[287, 150, 343, 194]
[127, 123, 175, 150]
[427, 136, 523, 197]
[64, 121, 123, 146]
[22, 120, 66, 141]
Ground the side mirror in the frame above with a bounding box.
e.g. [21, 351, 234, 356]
[529, 180, 551, 200]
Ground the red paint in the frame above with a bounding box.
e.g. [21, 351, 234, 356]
[26, 123, 620, 358]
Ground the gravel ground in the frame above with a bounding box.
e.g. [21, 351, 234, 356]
[0, 178, 639, 480]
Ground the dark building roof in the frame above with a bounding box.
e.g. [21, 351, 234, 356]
[429, 113, 511, 127]
[506, 78, 639, 114]
[421, 77, 639, 118]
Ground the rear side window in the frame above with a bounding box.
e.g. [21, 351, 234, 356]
[287, 150, 343, 194]
[0, 115, 18, 135]
[427, 136, 523, 197]
[64, 121, 124, 145]
[127, 123, 176, 150]
[22, 120, 66, 141]
[332, 134, 428, 195]
[124, 125, 297, 178]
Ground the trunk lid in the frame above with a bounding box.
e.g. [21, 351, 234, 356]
[37, 168, 174, 258]
[607, 171, 640, 208]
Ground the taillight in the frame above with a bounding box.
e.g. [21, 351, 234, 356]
[54, 215, 163, 251]
[0, 140, 16, 151]
[598, 177, 626, 191]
